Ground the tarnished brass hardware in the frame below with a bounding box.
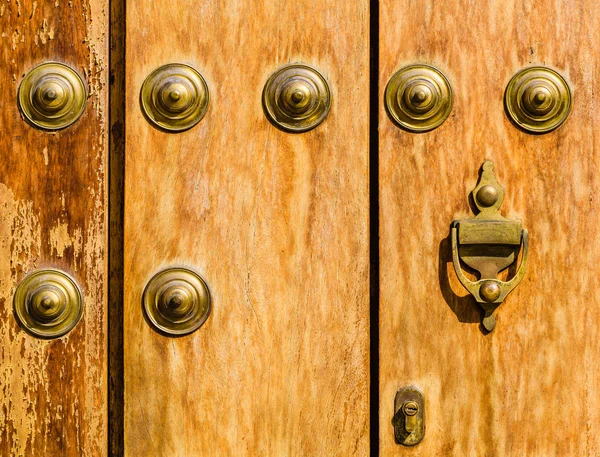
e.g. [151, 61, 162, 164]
[18, 62, 87, 131]
[385, 64, 453, 132]
[13, 269, 83, 339]
[393, 386, 425, 446]
[451, 161, 529, 332]
[504, 66, 571, 133]
[143, 267, 211, 336]
[262, 63, 331, 132]
[140, 63, 209, 132]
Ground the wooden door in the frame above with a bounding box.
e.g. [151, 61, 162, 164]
[379, 0, 600, 455]
[0, 1, 108, 455]
[123, 1, 370, 455]
[5, 1, 600, 456]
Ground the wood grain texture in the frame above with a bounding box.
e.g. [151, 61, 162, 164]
[124, 1, 369, 455]
[379, 0, 600, 455]
[0, 1, 108, 456]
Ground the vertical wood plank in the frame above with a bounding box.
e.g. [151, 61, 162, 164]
[124, 0, 370, 455]
[379, 0, 600, 455]
[0, 1, 108, 455]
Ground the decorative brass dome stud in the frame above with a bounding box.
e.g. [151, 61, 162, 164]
[262, 63, 331, 132]
[140, 63, 209, 132]
[18, 62, 87, 131]
[142, 267, 211, 336]
[385, 64, 453, 132]
[504, 66, 571, 134]
[13, 269, 83, 339]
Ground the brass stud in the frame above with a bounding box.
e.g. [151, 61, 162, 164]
[140, 63, 209, 132]
[143, 267, 211, 336]
[262, 63, 331, 133]
[13, 269, 83, 339]
[476, 184, 499, 207]
[504, 66, 571, 134]
[385, 64, 453, 132]
[479, 280, 501, 303]
[18, 62, 87, 131]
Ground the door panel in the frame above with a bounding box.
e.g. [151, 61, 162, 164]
[380, 1, 600, 455]
[0, 1, 108, 455]
[124, 1, 370, 455]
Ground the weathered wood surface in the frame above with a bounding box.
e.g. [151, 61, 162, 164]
[124, 0, 370, 455]
[0, 1, 108, 456]
[379, 0, 600, 455]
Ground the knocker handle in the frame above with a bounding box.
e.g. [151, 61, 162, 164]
[451, 227, 529, 331]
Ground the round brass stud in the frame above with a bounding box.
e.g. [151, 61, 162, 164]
[476, 184, 499, 207]
[143, 267, 211, 336]
[480, 280, 501, 303]
[385, 64, 453, 132]
[140, 63, 209, 132]
[13, 269, 83, 339]
[262, 63, 331, 133]
[504, 66, 571, 134]
[18, 62, 87, 131]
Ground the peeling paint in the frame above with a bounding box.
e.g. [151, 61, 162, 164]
[0, 0, 108, 454]
[0, 183, 43, 454]
[29, 1, 37, 19]
[47, 222, 83, 265]
[11, 28, 24, 51]
[81, 0, 107, 119]
[49, 221, 70, 258]
[34, 18, 54, 46]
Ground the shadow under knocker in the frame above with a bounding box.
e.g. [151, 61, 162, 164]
[438, 236, 481, 327]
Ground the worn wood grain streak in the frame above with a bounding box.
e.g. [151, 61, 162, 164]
[379, 0, 600, 455]
[124, 0, 370, 455]
[0, 0, 108, 456]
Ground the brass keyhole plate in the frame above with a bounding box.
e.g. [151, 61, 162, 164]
[393, 386, 426, 446]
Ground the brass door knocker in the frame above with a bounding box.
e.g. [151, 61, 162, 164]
[451, 161, 529, 331]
